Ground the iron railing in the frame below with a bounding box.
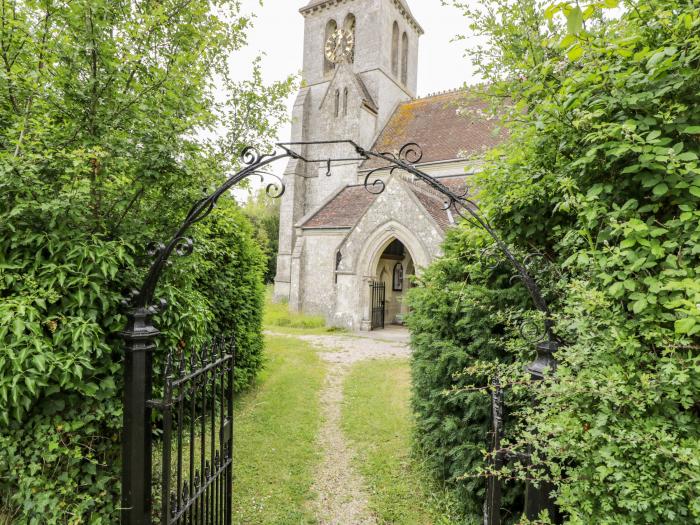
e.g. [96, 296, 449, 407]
[149, 337, 234, 524]
[370, 281, 386, 330]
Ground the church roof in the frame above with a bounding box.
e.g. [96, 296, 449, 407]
[361, 90, 506, 170]
[301, 175, 471, 231]
[410, 175, 470, 230]
[302, 185, 378, 229]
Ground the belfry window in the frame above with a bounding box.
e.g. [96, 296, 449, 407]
[401, 32, 409, 84]
[324, 19, 338, 75]
[344, 14, 356, 64]
[343, 87, 348, 116]
[334, 89, 340, 117]
[391, 22, 399, 77]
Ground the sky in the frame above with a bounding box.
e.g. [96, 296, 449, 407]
[227, 0, 483, 198]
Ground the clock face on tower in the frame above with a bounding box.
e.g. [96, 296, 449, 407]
[325, 28, 354, 64]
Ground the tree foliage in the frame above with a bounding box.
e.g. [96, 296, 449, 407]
[243, 188, 281, 284]
[410, 1, 700, 523]
[0, 0, 293, 521]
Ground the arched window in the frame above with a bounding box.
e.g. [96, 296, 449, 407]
[343, 87, 348, 116]
[324, 19, 338, 75]
[393, 263, 404, 291]
[344, 14, 356, 64]
[401, 32, 409, 84]
[335, 251, 343, 283]
[334, 89, 340, 117]
[391, 22, 399, 77]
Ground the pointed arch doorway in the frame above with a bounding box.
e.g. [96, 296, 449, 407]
[369, 238, 415, 329]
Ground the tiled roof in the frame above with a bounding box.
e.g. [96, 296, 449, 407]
[408, 175, 471, 231]
[362, 90, 505, 169]
[302, 185, 378, 229]
[301, 175, 472, 231]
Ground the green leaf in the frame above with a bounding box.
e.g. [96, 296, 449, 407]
[652, 183, 669, 196]
[683, 126, 700, 134]
[677, 152, 698, 161]
[32, 354, 46, 372]
[568, 44, 584, 61]
[12, 318, 24, 338]
[647, 50, 666, 68]
[690, 186, 700, 198]
[632, 298, 648, 314]
[675, 317, 696, 334]
[567, 7, 583, 35]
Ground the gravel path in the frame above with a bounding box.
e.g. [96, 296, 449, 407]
[270, 331, 411, 524]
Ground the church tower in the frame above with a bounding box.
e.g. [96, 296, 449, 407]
[274, 0, 423, 304]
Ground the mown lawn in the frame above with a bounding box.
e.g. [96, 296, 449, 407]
[262, 289, 345, 336]
[233, 334, 325, 524]
[342, 359, 460, 525]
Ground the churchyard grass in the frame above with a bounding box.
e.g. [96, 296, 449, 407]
[263, 287, 346, 335]
[342, 358, 461, 524]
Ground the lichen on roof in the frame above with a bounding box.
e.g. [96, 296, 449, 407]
[362, 89, 506, 169]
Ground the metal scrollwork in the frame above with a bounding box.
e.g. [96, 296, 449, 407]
[146, 242, 165, 258]
[240, 145, 274, 166]
[174, 237, 194, 257]
[398, 142, 423, 164]
[251, 170, 286, 199]
[363, 168, 387, 195]
[480, 245, 504, 272]
[125, 143, 292, 310]
[519, 318, 547, 345]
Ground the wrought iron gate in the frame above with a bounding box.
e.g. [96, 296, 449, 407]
[371, 281, 386, 330]
[119, 140, 560, 524]
[150, 338, 234, 524]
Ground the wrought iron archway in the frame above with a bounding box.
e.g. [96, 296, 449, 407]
[119, 140, 559, 524]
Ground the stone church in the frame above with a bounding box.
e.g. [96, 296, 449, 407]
[273, 0, 502, 330]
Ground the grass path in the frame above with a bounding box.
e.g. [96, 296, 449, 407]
[342, 359, 459, 524]
[233, 296, 456, 523]
[233, 335, 325, 524]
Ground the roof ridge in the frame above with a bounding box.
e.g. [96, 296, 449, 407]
[396, 171, 450, 202]
[412, 87, 470, 102]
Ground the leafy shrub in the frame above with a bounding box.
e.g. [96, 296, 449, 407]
[410, 0, 700, 523]
[407, 229, 532, 523]
[0, 0, 292, 521]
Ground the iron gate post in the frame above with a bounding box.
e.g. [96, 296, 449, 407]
[120, 306, 160, 525]
[523, 340, 560, 522]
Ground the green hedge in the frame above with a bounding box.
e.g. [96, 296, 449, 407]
[0, 1, 288, 521]
[407, 230, 532, 523]
[409, 1, 700, 523]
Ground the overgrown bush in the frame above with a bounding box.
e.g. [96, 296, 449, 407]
[0, 0, 292, 521]
[409, 1, 700, 523]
